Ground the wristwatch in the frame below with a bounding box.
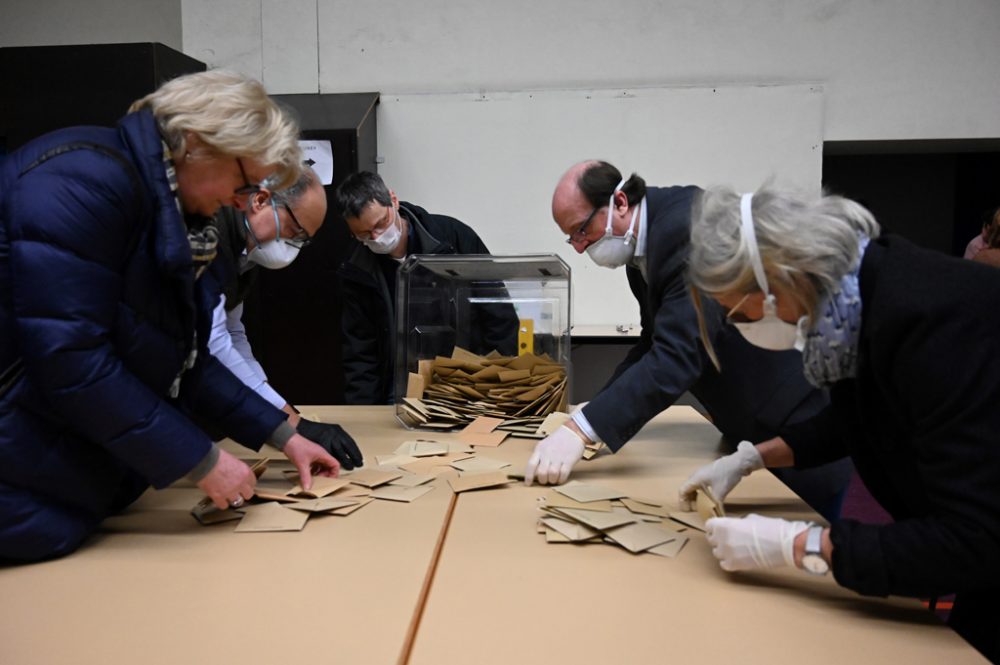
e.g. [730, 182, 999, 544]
[801, 525, 830, 575]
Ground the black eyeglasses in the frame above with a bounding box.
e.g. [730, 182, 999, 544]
[234, 158, 262, 196]
[565, 205, 601, 245]
[283, 203, 312, 248]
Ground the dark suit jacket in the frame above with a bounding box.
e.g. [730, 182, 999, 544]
[582, 186, 827, 450]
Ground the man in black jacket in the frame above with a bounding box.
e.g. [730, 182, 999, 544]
[525, 160, 852, 521]
[335, 171, 517, 404]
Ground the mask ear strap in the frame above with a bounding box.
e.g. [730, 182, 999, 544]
[270, 200, 282, 241]
[603, 176, 627, 236]
[740, 193, 771, 299]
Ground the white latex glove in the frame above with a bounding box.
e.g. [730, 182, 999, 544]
[678, 440, 764, 511]
[705, 514, 812, 572]
[524, 425, 586, 486]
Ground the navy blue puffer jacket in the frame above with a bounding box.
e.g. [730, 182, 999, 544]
[0, 110, 285, 561]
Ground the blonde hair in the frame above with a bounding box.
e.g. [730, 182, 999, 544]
[129, 70, 302, 189]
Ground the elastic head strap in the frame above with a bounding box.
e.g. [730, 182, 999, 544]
[740, 193, 771, 297]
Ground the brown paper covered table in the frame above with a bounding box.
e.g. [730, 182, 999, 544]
[0, 406, 985, 664]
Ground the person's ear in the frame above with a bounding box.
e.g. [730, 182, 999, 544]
[252, 191, 271, 212]
[180, 131, 206, 159]
[390, 191, 399, 209]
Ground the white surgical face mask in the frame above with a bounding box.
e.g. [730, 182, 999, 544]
[363, 206, 402, 254]
[244, 205, 301, 269]
[586, 177, 638, 269]
[730, 193, 806, 352]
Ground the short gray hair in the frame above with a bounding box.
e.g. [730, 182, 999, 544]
[265, 168, 318, 208]
[689, 185, 880, 321]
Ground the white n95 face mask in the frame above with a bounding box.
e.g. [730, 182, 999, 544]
[363, 207, 403, 254]
[245, 205, 301, 269]
[730, 193, 806, 352]
[586, 177, 638, 269]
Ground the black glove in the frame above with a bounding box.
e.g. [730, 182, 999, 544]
[296, 419, 364, 470]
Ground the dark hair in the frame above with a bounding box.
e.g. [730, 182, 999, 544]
[334, 171, 392, 218]
[577, 161, 646, 208]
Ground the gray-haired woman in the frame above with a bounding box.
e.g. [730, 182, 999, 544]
[679, 186, 1000, 661]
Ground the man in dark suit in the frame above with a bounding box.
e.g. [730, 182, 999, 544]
[525, 160, 851, 521]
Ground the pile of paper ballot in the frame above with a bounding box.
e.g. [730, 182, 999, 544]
[400, 347, 568, 431]
[191, 428, 532, 531]
[535, 481, 727, 557]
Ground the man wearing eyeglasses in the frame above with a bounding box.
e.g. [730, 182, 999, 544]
[335, 171, 518, 405]
[525, 160, 852, 522]
[207, 168, 364, 469]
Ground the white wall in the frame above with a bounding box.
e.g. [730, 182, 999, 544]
[182, 0, 1000, 142]
[0, 0, 182, 51]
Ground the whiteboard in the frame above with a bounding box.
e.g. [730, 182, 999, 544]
[377, 84, 824, 327]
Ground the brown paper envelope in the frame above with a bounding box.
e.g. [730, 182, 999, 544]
[515, 384, 548, 402]
[471, 364, 505, 380]
[620, 498, 671, 518]
[406, 372, 425, 399]
[329, 497, 374, 515]
[346, 468, 403, 488]
[536, 411, 571, 436]
[647, 534, 690, 558]
[333, 484, 373, 498]
[541, 516, 602, 541]
[532, 364, 565, 376]
[450, 456, 511, 473]
[448, 471, 513, 493]
[540, 491, 612, 513]
[668, 511, 707, 532]
[696, 489, 725, 521]
[389, 473, 436, 487]
[417, 359, 434, 388]
[460, 430, 509, 447]
[506, 353, 543, 371]
[612, 506, 661, 523]
[553, 481, 629, 503]
[604, 522, 678, 553]
[286, 497, 359, 513]
[393, 440, 448, 457]
[403, 397, 430, 415]
[286, 477, 351, 498]
[462, 415, 505, 433]
[434, 356, 467, 369]
[400, 453, 474, 474]
[234, 502, 309, 532]
[548, 507, 637, 531]
[371, 484, 435, 502]
[450, 346, 487, 364]
[497, 368, 531, 382]
[374, 454, 420, 467]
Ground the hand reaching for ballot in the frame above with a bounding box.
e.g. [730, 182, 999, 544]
[282, 433, 340, 491]
[678, 440, 764, 511]
[197, 449, 256, 510]
[524, 424, 586, 486]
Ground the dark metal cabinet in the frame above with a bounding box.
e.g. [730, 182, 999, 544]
[0, 42, 205, 153]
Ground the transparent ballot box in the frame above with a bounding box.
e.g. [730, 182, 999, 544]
[394, 254, 571, 431]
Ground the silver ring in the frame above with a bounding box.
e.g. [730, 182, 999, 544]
[230, 497, 245, 508]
